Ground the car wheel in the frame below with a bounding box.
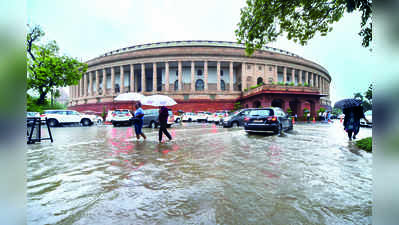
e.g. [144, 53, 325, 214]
[188, 118, 192, 122]
[232, 122, 239, 128]
[96, 119, 102, 125]
[48, 119, 58, 127]
[81, 119, 91, 126]
[176, 118, 180, 123]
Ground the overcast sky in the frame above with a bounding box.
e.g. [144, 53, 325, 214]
[27, 0, 375, 104]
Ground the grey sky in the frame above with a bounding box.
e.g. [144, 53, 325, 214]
[27, 0, 374, 104]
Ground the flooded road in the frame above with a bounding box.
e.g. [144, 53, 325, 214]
[27, 121, 372, 224]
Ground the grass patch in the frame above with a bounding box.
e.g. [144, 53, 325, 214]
[356, 137, 372, 152]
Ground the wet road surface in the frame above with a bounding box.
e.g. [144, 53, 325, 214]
[27, 120, 372, 224]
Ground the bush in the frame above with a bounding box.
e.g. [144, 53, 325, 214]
[277, 82, 284, 85]
[250, 85, 258, 89]
[289, 82, 295, 86]
[244, 88, 248, 91]
[298, 83, 303, 86]
[286, 108, 292, 115]
[356, 137, 372, 152]
[304, 82, 309, 87]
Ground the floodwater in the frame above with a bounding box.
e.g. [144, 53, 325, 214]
[27, 121, 372, 225]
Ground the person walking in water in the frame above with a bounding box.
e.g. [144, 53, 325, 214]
[134, 102, 147, 140]
[158, 106, 172, 143]
[343, 106, 368, 140]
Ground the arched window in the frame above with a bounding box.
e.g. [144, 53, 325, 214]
[221, 70, 224, 76]
[197, 69, 202, 76]
[257, 77, 263, 85]
[220, 80, 225, 91]
[174, 80, 178, 91]
[195, 79, 204, 91]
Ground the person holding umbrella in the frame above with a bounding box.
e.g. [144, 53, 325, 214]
[335, 99, 369, 140]
[133, 102, 146, 140]
[158, 106, 172, 143]
[140, 94, 177, 143]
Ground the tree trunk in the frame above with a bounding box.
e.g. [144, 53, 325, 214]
[38, 92, 47, 105]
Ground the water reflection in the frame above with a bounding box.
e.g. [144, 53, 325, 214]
[27, 121, 372, 224]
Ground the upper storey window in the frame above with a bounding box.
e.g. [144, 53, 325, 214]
[247, 65, 251, 70]
[220, 70, 223, 76]
[197, 69, 202, 76]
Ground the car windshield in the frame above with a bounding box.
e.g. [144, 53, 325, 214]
[115, 110, 129, 114]
[249, 109, 272, 116]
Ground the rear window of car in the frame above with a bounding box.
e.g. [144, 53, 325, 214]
[115, 110, 129, 114]
[248, 109, 273, 116]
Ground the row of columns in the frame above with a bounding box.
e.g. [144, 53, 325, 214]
[71, 62, 330, 99]
[71, 61, 237, 99]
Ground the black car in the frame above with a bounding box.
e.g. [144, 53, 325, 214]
[221, 109, 250, 127]
[244, 107, 293, 134]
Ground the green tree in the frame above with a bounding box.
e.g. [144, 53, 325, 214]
[27, 25, 87, 105]
[236, 0, 372, 55]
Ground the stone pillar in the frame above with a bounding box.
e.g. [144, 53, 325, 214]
[120, 65, 125, 93]
[191, 61, 195, 91]
[178, 61, 182, 91]
[80, 78, 83, 97]
[153, 63, 157, 92]
[241, 62, 246, 91]
[299, 70, 302, 85]
[89, 71, 93, 96]
[283, 67, 287, 83]
[204, 60, 208, 91]
[310, 73, 314, 87]
[229, 61, 234, 92]
[111, 67, 115, 95]
[141, 63, 145, 93]
[95, 70, 99, 96]
[165, 62, 169, 92]
[291, 68, 295, 84]
[130, 64, 134, 92]
[102, 68, 106, 96]
[217, 61, 221, 91]
[84, 73, 88, 96]
[315, 75, 319, 89]
[274, 65, 278, 84]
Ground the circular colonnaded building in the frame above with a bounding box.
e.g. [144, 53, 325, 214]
[68, 40, 331, 118]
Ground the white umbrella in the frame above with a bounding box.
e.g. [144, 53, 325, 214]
[140, 95, 177, 106]
[114, 92, 144, 101]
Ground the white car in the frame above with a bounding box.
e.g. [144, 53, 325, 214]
[208, 111, 229, 124]
[196, 112, 209, 122]
[43, 110, 98, 127]
[111, 109, 134, 126]
[82, 110, 103, 125]
[360, 110, 372, 127]
[182, 112, 198, 122]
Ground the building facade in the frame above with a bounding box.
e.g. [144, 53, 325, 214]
[68, 41, 331, 117]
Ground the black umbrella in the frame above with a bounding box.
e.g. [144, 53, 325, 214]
[334, 98, 362, 109]
[177, 110, 184, 113]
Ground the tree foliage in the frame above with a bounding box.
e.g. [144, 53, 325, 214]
[354, 83, 372, 112]
[26, 25, 87, 104]
[236, 0, 372, 55]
